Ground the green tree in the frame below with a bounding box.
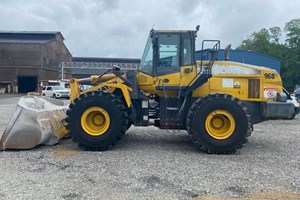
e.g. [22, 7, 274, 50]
[284, 18, 300, 48]
[283, 19, 300, 90]
[269, 26, 281, 44]
[237, 28, 271, 53]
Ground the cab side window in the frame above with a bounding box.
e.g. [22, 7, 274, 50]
[182, 34, 192, 66]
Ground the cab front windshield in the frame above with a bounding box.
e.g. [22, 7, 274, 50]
[139, 36, 153, 75]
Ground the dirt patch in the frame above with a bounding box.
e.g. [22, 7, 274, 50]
[53, 144, 78, 159]
[194, 191, 300, 200]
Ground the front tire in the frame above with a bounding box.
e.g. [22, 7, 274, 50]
[186, 94, 251, 154]
[66, 91, 128, 151]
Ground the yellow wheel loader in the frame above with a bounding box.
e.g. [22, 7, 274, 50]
[66, 27, 298, 154]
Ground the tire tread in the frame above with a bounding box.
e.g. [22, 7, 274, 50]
[186, 93, 252, 154]
[66, 91, 128, 151]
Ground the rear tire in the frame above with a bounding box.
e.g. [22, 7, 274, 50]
[186, 94, 251, 154]
[66, 91, 128, 151]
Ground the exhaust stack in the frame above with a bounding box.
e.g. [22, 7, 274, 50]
[225, 44, 231, 61]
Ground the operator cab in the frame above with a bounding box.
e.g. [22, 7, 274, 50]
[136, 28, 200, 128]
[139, 29, 197, 76]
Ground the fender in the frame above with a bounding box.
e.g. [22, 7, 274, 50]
[105, 83, 133, 107]
[70, 76, 133, 107]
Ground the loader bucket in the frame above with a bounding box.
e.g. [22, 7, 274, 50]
[0, 96, 68, 150]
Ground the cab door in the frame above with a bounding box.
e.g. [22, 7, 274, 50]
[137, 31, 196, 95]
[155, 33, 181, 86]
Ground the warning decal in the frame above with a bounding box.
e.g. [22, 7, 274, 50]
[264, 88, 278, 98]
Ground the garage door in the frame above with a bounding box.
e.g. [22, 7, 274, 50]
[18, 76, 37, 93]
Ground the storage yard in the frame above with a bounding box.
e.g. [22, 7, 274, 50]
[0, 94, 299, 200]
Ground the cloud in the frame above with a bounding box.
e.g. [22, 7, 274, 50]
[0, 0, 299, 58]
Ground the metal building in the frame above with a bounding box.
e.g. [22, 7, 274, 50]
[195, 49, 281, 73]
[0, 31, 72, 93]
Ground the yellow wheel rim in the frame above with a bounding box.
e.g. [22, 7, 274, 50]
[205, 109, 235, 140]
[81, 106, 110, 136]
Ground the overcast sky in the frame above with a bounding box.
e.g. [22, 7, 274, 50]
[1, 0, 299, 58]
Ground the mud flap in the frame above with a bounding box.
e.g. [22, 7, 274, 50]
[0, 96, 68, 150]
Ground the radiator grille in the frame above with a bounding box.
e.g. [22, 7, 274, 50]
[248, 79, 260, 98]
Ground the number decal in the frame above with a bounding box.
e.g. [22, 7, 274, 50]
[264, 73, 275, 79]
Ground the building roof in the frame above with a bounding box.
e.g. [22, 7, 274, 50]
[0, 39, 55, 44]
[195, 49, 281, 73]
[196, 49, 280, 62]
[72, 69, 110, 75]
[72, 68, 132, 75]
[0, 31, 64, 44]
[73, 57, 140, 63]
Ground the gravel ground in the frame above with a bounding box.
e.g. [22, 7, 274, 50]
[0, 94, 300, 200]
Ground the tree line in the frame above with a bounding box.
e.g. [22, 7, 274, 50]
[237, 18, 300, 92]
